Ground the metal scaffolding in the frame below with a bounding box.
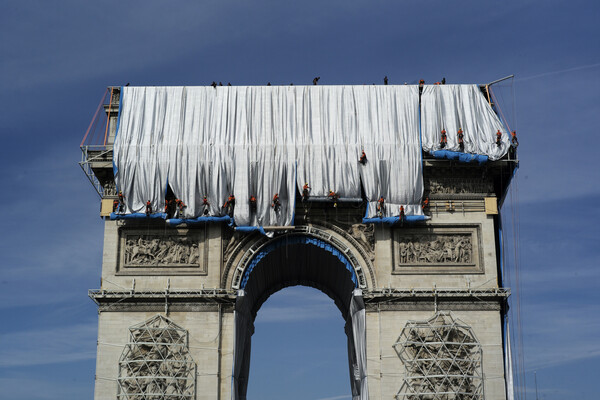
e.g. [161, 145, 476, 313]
[394, 311, 484, 400]
[117, 315, 196, 400]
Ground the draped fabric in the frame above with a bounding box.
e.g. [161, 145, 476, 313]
[356, 86, 423, 218]
[346, 289, 368, 400]
[420, 84, 510, 160]
[114, 85, 507, 226]
[232, 291, 253, 400]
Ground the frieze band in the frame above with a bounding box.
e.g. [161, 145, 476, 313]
[397, 234, 472, 265]
[118, 229, 208, 275]
[392, 225, 482, 274]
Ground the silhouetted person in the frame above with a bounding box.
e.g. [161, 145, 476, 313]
[384, 76, 388, 85]
[313, 77, 320, 85]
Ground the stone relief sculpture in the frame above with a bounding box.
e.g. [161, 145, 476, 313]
[118, 315, 196, 399]
[427, 178, 493, 195]
[103, 181, 117, 196]
[223, 231, 241, 264]
[397, 234, 472, 265]
[394, 312, 483, 399]
[347, 223, 375, 260]
[124, 235, 200, 267]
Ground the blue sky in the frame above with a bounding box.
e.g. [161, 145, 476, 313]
[1, 1, 598, 399]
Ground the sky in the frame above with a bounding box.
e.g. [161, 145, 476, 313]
[0, 0, 598, 399]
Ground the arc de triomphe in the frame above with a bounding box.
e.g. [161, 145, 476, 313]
[82, 85, 516, 400]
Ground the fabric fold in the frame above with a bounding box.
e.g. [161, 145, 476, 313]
[114, 85, 504, 227]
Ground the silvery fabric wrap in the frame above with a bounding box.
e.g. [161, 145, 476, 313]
[355, 86, 423, 218]
[232, 291, 253, 400]
[420, 84, 510, 160]
[113, 85, 505, 225]
[346, 289, 368, 400]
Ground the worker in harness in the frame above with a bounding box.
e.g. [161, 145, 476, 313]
[175, 199, 186, 217]
[145, 200, 152, 216]
[359, 150, 367, 165]
[118, 191, 125, 212]
[164, 198, 174, 218]
[496, 130, 502, 146]
[249, 195, 257, 211]
[440, 129, 448, 148]
[328, 190, 340, 207]
[376, 197, 385, 217]
[457, 129, 464, 151]
[422, 197, 429, 210]
[202, 196, 210, 215]
[271, 193, 281, 211]
[511, 131, 519, 148]
[302, 183, 310, 201]
[399, 205, 405, 222]
[223, 195, 235, 216]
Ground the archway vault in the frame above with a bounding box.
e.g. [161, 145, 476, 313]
[226, 224, 375, 294]
[229, 224, 370, 400]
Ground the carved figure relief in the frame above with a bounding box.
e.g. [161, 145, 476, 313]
[397, 234, 472, 265]
[118, 315, 196, 399]
[347, 224, 375, 260]
[223, 231, 241, 264]
[426, 177, 493, 195]
[394, 311, 483, 399]
[124, 236, 199, 267]
[103, 181, 117, 196]
[119, 229, 207, 274]
[393, 226, 481, 274]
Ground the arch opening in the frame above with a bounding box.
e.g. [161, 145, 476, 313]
[232, 236, 369, 400]
[247, 286, 350, 400]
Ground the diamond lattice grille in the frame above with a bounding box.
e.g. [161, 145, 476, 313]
[393, 311, 483, 400]
[117, 315, 196, 399]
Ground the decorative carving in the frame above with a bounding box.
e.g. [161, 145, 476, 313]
[118, 315, 196, 399]
[111, 89, 121, 105]
[124, 236, 200, 267]
[393, 226, 482, 274]
[426, 177, 493, 195]
[103, 181, 117, 196]
[347, 224, 375, 260]
[397, 234, 472, 265]
[223, 231, 241, 264]
[118, 229, 207, 274]
[394, 312, 483, 399]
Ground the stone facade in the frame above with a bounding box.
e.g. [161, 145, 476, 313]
[91, 184, 510, 399]
[86, 92, 514, 399]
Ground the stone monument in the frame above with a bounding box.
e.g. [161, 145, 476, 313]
[81, 84, 517, 400]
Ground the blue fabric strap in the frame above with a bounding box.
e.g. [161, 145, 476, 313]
[362, 215, 427, 225]
[110, 212, 168, 220]
[432, 150, 488, 164]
